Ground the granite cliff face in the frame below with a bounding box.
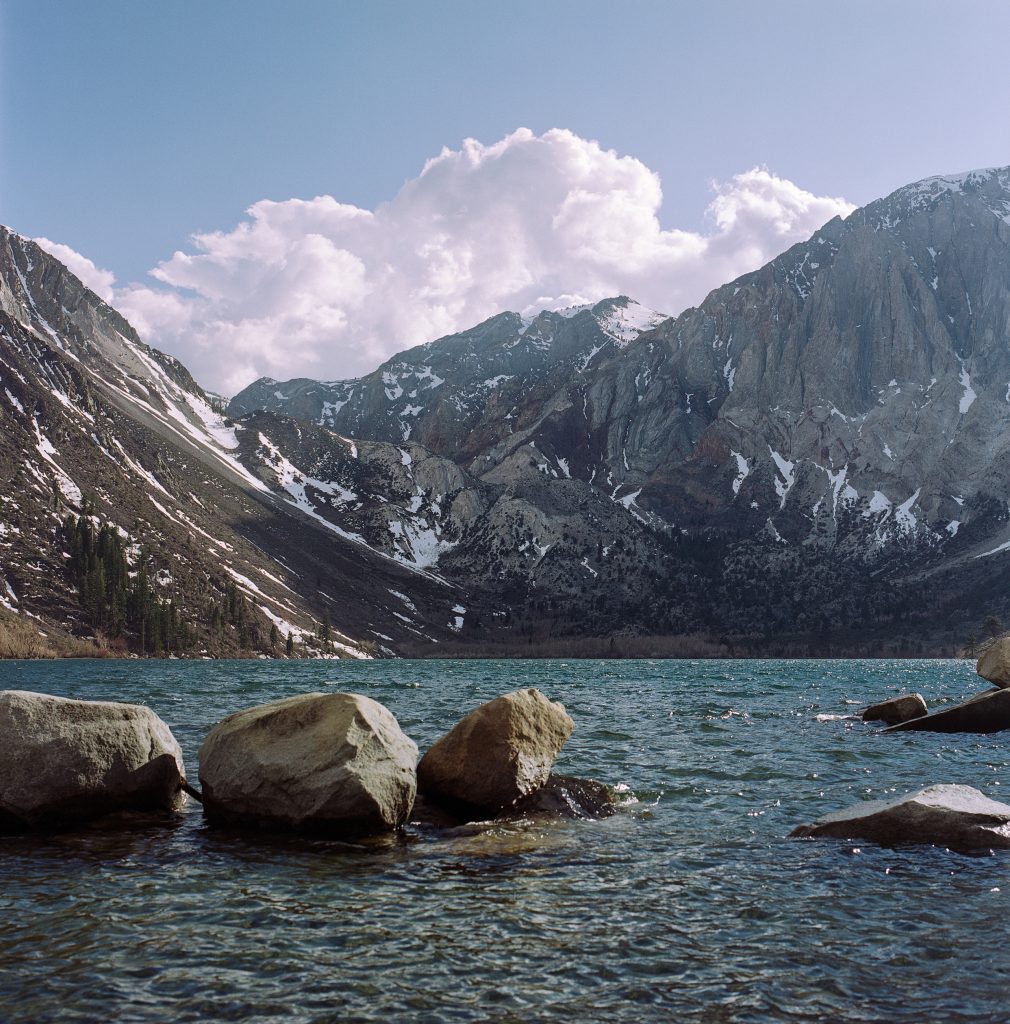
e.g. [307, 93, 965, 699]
[229, 167, 1010, 653]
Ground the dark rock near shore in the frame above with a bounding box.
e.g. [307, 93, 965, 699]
[791, 784, 1010, 851]
[199, 692, 417, 835]
[510, 774, 617, 820]
[0, 690, 185, 831]
[885, 688, 1010, 734]
[863, 693, 928, 725]
[417, 688, 574, 815]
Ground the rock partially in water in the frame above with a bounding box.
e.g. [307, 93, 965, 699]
[791, 784, 1010, 851]
[411, 773, 616, 829]
[417, 688, 574, 816]
[862, 693, 927, 726]
[199, 692, 417, 835]
[885, 688, 1010, 734]
[977, 639, 1010, 689]
[0, 689, 185, 831]
[510, 774, 617, 820]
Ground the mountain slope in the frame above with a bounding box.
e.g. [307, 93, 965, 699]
[229, 166, 1010, 653]
[0, 228, 468, 657]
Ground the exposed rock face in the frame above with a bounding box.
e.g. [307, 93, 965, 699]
[791, 784, 1010, 851]
[199, 692, 418, 834]
[0, 690, 184, 830]
[885, 688, 1010, 734]
[863, 693, 928, 725]
[226, 168, 1010, 653]
[417, 689, 574, 814]
[977, 639, 1010, 688]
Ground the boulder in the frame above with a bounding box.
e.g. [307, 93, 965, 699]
[417, 688, 574, 815]
[199, 692, 417, 835]
[977, 638, 1010, 688]
[885, 687, 1010, 734]
[862, 693, 927, 726]
[791, 784, 1010, 851]
[0, 690, 185, 831]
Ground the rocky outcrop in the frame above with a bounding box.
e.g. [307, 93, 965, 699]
[198, 692, 418, 835]
[885, 688, 1010, 734]
[417, 688, 574, 815]
[862, 693, 928, 726]
[791, 784, 1010, 851]
[0, 690, 185, 831]
[977, 639, 1010, 688]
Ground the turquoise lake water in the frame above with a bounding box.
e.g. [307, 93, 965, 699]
[1, 658, 1008, 1023]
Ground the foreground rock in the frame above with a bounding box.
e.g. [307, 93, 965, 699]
[418, 688, 574, 815]
[885, 687, 1010, 734]
[199, 692, 417, 835]
[977, 638, 1010, 688]
[0, 690, 185, 831]
[791, 784, 1010, 851]
[862, 693, 927, 726]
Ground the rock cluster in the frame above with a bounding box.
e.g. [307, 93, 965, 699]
[0, 685, 612, 838]
[0, 690, 185, 831]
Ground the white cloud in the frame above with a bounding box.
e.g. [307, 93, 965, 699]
[44, 130, 856, 394]
[32, 237, 116, 302]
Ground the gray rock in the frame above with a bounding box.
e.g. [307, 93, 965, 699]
[791, 784, 1010, 851]
[977, 638, 1010, 688]
[863, 693, 928, 725]
[885, 687, 1010, 734]
[199, 691, 417, 835]
[0, 690, 185, 831]
[417, 688, 574, 815]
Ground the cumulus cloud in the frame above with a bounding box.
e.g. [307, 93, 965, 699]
[32, 236, 117, 302]
[43, 129, 856, 394]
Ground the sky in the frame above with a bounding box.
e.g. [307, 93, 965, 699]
[3, 1, 1009, 393]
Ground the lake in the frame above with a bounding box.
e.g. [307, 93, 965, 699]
[1, 658, 1007, 1023]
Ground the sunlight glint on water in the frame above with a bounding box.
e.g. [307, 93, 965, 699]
[1, 658, 1007, 1023]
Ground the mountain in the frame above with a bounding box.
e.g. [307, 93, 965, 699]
[0, 227, 469, 658]
[230, 166, 1010, 655]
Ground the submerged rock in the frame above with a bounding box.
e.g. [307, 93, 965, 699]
[417, 688, 574, 815]
[199, 692, 417, 835]
[862, 693, 928, 726]
[411, 773, 616, 828]
[885, 688, 1010, 734]
[977, 639, 1010, 688]
[510, 774, 616, 820]
[791, 784, 1010, 851]
[0, 690, 185, 831]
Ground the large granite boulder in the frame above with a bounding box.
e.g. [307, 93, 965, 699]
[199, 692, 417, 835]
[885, 687, 1010, 734]
[417, 688, 574, 815]
[977, 638, 1010, 688]
[0, 690, 185, 831]
[862, 693, 927, 726]
[791, 784, 1010, 851]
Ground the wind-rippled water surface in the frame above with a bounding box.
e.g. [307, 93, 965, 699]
[1, 658, 1008, 1023]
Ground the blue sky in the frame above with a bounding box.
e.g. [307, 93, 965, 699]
[3, 1, 1009, 390]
